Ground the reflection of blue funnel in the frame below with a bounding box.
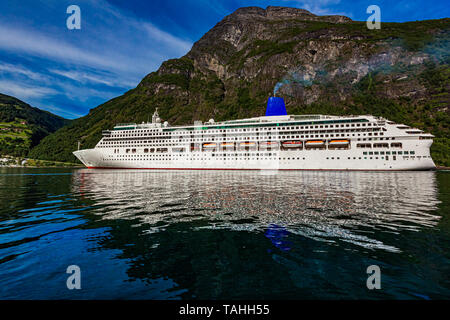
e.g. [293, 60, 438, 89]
[265, 224, 291, 251]
[265, 97, 287, 116]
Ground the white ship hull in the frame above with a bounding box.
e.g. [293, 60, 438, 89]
[73, 102, 436, 171]
[74, 142, 435, 171]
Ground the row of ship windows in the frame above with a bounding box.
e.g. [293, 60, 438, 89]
[108, 128, 382, 139]
[112, 122, 379, 136]
[101, 155, 429, 161]
[106, 131, 381, 141]
[357, 142, 402, 148]
[98, 138, 402, 152]
[109, 153, 278, 158]
[99, 133, 390, 146]
[105, 150, 421, 157]
[107, 144, 408, 154]
[363, 150, 414, 155]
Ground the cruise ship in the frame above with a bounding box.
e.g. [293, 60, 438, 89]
[73, 97, 436, 171]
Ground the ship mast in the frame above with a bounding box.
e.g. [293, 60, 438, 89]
[152, 108, 159, 124]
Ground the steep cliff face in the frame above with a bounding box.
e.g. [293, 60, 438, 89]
[138, 6, 359, 120]
[30, 6, 450, 165]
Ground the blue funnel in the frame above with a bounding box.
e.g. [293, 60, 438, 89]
[265, 97, 287, 116]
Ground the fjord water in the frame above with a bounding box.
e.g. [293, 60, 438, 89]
[0, 168, 449, 299]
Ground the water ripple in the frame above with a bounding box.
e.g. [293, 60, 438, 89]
[0, 168, 448, 299]
[71, 170, 441, 253]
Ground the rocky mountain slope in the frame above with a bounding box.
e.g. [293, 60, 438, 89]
[0, 93, 69, 157]
[30, 6, 450, 165]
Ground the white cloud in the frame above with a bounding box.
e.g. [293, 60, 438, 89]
[55, 81, 121, 103]
[39, 104, 85, 119]
[0, 0, 194, 118]
[0, 78, 121, 118]
[97, 0, 193, 50]
[48, 69, 136, 88]
[0, 23, 143, 75]
[0, 63, 45, 81]
[0, 80, 57, 99]
[141, 23, 193, 53]
[0, 0, 193, 79]
[284, 0, 352, 18]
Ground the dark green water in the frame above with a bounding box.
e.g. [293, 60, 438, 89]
[0, 168, 449, 299]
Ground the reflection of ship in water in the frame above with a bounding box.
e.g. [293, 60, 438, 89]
[265, 224, 292, 251]
[72, 169, 441, 253]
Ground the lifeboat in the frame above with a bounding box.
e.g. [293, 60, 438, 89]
[239, 142, 257, 147]
[220, 142, 235, 149]
[202, 143, 217, 150]
[259, 141, 279, 149]
[282, 141, 302, 148]
[172, 147, 185, 153]
[328, 139, 350, 146]
[305, 140, 325, 147]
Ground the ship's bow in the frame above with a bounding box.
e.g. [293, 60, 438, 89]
[73, 149, 102, 168]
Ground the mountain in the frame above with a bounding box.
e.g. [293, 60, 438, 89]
[0, 93, 69, 157]
[29, 6, 450, 165]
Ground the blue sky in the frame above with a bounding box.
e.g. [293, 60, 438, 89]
[0, 0, 448, 119]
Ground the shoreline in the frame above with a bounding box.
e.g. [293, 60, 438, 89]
[2, 155, 449, 171]
[0, 156, 82, 168]
[0, 165, 83, 168]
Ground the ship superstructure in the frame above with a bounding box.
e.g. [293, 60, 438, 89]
[73, 98, 436, 171]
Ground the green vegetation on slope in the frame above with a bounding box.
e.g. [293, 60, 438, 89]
[0, 121, 32, 156]
[0, 93, 69, 157]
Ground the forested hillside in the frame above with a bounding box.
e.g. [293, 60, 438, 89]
[0, 93, 69, 157]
